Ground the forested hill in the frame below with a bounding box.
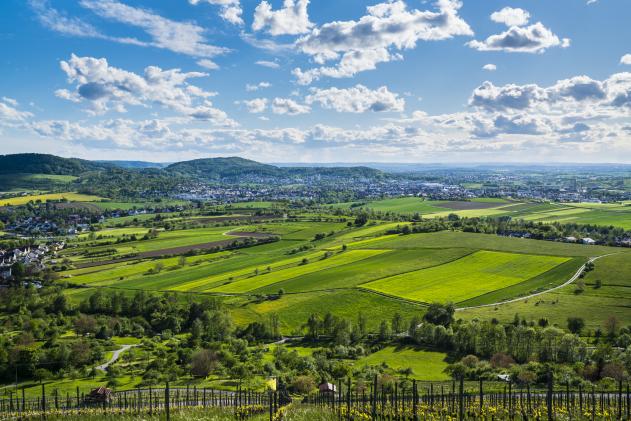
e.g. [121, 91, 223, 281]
[166, 157, 385, 180]
[0, 153, 111, 175]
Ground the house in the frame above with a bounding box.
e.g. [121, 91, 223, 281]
[319, 382, 337, 394]
[582, 238, 596, 245]
[84, 386, 113, 404]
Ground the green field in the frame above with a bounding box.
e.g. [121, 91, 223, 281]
[357, 347, 450, 381]
[331, 197, 510, 217]
[362, 251, 570, 303]
[460, 252, 631, 330]
[1, 192, 104, 206]
[56, 215, 631, 334]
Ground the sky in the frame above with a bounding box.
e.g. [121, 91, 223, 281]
[0, 0, 630, 163]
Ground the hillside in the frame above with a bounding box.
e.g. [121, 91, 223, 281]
[166, 157, 281, 179]
[0, 153, 110, 175]
[166, 156, 384, 180]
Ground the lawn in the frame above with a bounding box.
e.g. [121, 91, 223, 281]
[357, 347, 450, 381]
[1, 192, 105, 206]
[362, 250, 570, 304]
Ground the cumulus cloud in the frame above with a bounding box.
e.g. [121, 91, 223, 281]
[242, 98, 268, 113]
[57, 54, 235, 126]
[468, 22, 570, 54]
[189, 0, 243, 25]
[79, 0, 228, 58]
[490, 7, 530, 27]
[482, 64, 497, 71]
[306, 85, 405, 113]
[271, 98, 310, 115]
[470, 81, 547, 111]
[621, 54, 631, 65]
[292, 0, 473, 84]
[253, 0, 313, 36]
[246, 82, 272, 92]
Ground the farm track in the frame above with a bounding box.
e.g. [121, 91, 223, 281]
[456, 253, 620, 311]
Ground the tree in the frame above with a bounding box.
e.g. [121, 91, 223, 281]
[178, 256, 187, 267]
[291, 375, 316, 393]
[604, 316, 619, 337]
[190, 349, 218, 378]
[567, 317, 585, 334]
[379, 321, 391, 341]
[391, 313, 403, 334]
[354, 212, 369, 227]
[423, 302, 455, 327]
[154, 262, 164, 273]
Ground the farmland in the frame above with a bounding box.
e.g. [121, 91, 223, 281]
[332, 196, 631, 230]
[53, 208, 631, 334]
[0, 192, 104, 206]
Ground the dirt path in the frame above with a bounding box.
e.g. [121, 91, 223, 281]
[456, 253, 619, 311]
[96, 344, 136, 371]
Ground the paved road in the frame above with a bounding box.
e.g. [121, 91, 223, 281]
[456, 253, 618, 311]
[96, 344, 137, 371]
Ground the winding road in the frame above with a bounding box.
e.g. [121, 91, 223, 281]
[96, 344, 137, 371]
[456, 253, 619, 311]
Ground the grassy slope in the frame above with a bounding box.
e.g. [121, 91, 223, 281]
[209, 249, 389, 293]
[459, 252, 631, 329]
[357, 346, 450, 381]
[232, 290, 425, 334]
[255, 247, 474, 294]
[362, 251, 569, 303]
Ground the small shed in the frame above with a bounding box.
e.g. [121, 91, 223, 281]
[85, 386, 113, 403]
[319, 382, 337, 394]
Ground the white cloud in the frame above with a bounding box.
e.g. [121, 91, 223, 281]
[197, 59, 220, 70]
[255, 60, 281, 69]
[79, 0, 228, 58]
[57, 54, 236, 127]
[29, 0, 148, 46]
[490, 7, 530, 27]
[0, 98, 33, 123]
[243, 98, 268, 113]
[482, 64, 497, 71]
[293, 0, 472, 84]
[306, 85, 405, 113]
[468, 22, 570, 54]
[620, 54, 631, 65]
[253, 0, 313, 36]
[271, 98, 310, 115]
[189, 0, 243, 25]
[246, 82, 272, 92]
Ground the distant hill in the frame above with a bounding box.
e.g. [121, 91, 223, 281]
[166, 157, 280, 179]
[97, 160, 171, 169]
[0, 153, 110, 175]
[0, 154, 386, 186]
[166, 157, 384, 180]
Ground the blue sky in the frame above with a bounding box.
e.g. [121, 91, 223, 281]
[0, 0, 630, 163]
